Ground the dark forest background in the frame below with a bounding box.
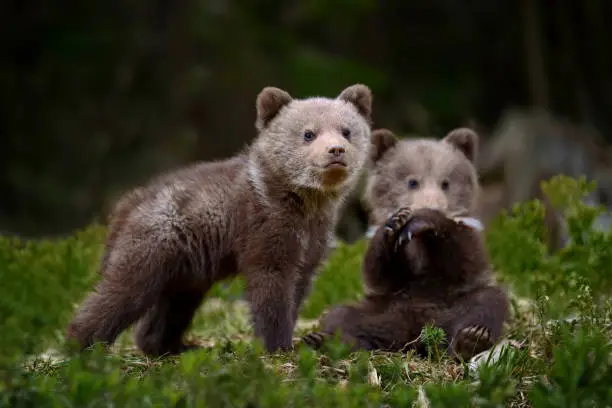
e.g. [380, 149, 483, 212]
[2, 0, 612, 239]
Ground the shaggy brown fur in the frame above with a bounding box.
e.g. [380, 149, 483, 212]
[65, 84, 373, 356]
[302, 128, 510, 360]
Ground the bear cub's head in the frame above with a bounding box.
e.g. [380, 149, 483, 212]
[364, 127, 480, 227]
[249, 84, 373, 196]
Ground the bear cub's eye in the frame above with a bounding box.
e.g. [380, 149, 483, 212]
[341, 128, 351, 139]
[303, 130, 315, 142]
[441, 180, 450, 191]
[408, 179, 419, 189]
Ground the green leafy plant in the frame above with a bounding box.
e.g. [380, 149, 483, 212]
[420, 324, 447, 362]
[486, 175, 612, 319]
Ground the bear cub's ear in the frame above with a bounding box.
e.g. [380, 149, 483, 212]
[337, 84, 373, 122]
[442, 127, 479, 163]
[256, 87, 293, 131]
[371, 128, 398, 162]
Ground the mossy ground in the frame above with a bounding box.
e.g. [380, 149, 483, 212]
[1, 175, 611, 407]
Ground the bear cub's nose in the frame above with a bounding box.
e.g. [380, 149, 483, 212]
[328, 145, 345, 157]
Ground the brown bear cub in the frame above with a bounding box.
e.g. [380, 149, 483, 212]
[65, 84, 374, 356]
[301, 128, 510, 360]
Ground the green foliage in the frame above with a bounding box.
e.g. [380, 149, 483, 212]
[485, 199, 553, 300]
[0, 225, 105, 367]
[529, 325, 612, 408]
[486, 174, 612, 318]
[542, 176, 612, 297]
[1, 175, 612, 406]
[471, 348, 523, 407]
[424, 383, 473, 408]
[420, 324, 448, 362]
[301, 240, 367, 319]
[2, 342, 402, 407]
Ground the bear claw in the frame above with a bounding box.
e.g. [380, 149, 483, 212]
[453, 325, 493, 360]
[301, 332, 329, 349]
[383, 207, 438, 251]
[383, 207, 412, 248]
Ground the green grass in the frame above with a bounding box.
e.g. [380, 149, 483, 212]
[1, 175, 611, 407]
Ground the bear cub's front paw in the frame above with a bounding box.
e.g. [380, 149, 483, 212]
[383, 207, 412, 249]
[383, 207, 443, 252]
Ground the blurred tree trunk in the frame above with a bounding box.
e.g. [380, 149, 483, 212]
[521, 0, 549, 109]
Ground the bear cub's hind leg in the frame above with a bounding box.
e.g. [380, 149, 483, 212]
[134, 289, 206, 357]
[443, 286, 510, 360]
[65, 241, 178, 354]
[65, 277, 159, 352]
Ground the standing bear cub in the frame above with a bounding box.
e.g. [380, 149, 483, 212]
[66, 84, 373, 356]
[302, 128, 510, 360]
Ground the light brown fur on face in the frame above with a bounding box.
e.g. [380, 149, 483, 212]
[364, 128, 480, 227]
[65, 84, 373, 356]
[251, 86, 372, 198]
